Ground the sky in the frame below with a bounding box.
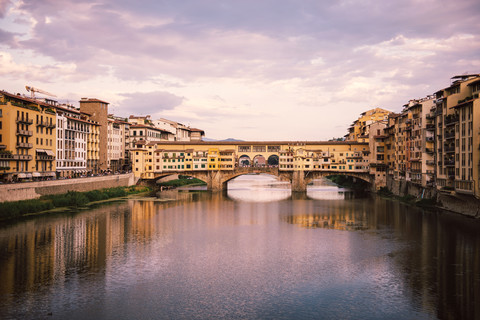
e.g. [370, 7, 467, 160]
[0, 0, 479, 141]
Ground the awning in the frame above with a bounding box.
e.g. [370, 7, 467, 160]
[25, 173, 32, 178]
[32, 172, 41, 177]
[48, 172, 56, 177]
[36, 149, 46, 154]
[45, 149, 55, 156]
[17, 173, 26, 178]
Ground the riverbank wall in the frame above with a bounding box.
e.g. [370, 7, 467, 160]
[0, 173, 136, 202]
[386, 175, 480, 218]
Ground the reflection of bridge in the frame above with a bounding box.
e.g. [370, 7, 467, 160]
[132, 140, 377, 192]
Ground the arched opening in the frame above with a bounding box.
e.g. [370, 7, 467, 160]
[238, 155, 251, 167]
[267, 155, 279, 167]
[253, 155, 266, 167]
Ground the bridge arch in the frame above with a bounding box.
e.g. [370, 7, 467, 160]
[144, 168, 374, 192]
[253, 155, 266, 167]
[267, 155, 279, 166]
[238, 155, 251, 167]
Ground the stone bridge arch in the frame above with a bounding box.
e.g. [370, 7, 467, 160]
[144, 168, 374, 192]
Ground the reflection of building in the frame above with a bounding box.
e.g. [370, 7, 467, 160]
[285, 212, 368, 231]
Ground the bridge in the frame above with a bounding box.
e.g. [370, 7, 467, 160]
[131, 140, 377, 192]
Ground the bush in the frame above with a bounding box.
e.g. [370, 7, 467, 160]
[0, 186, 151, 221]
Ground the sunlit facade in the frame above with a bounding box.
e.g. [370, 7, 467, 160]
[0, 91, 57, 181]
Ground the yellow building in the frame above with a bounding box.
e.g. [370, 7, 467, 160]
[0, 91, 56, 181]
[345, 107, 391, 142]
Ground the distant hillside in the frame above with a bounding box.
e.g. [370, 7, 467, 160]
[202, 137, 243, 142]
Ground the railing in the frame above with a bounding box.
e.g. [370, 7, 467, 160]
[0, 153, 13, 159]
[16, 118, 33, 124]
[12, 154, 33, 160]
[36, 155, 55, 161]
[445, 115, 459, 126]
[16, 129, 33, 136]
[16, 142, 33, 149]
[444, 131, 455, 139]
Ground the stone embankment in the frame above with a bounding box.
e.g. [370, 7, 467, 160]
[0, 173, 137, 202]
[386, 177, 480, 218]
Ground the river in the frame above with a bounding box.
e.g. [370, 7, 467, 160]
[0, 175, 479, 320]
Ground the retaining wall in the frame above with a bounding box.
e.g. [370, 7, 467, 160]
[385, 175, 479, 218]
[0, 173, 136, 202]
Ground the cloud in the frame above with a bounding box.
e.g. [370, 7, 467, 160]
[0, 0, 479, 140]
[117, 91, 185, 117]
[0, 0, 11, 18]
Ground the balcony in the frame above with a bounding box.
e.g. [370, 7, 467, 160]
[0, 152, 13, 159]
[16, 117, 33, 125]
[46, 123, 56, 129]
[444, 146, 455, 153]
[17, 142, 33, 149]
[426, 124, 435, 131]
[16, 129, 33, 136]
[36, 155, 55, 161]
[12, 154, 33, 161]
[445, 115, 459, 126]
[444, 160, 455, 167]
[444, 131, 455, 139]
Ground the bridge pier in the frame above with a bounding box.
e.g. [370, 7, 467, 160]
[291, 171, 307, 192]
[206, 171, 227, 192]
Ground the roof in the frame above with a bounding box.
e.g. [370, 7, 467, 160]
[190, 128, 205, 134]
[0, 90, 55, 108]
[55, 104, 80, 114]
[79, 98, 109, 104]
[146, 140, 369, 146]
[129, 124, 170, 132]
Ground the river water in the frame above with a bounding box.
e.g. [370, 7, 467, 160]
[0, 175, 479, 320]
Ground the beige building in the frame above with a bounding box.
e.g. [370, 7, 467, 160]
[107, 117, 128, 172]
[434, 74, 480, 197]
[55, 103, 96, 177]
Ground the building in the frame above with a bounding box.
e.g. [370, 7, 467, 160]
[0, 90, 57, 181]
[107, 117, 129, 172]
[345, 107, 391, 142]
[79, 98, 109, 172]
[55, 103, 95, 178]
[434, 74, 480, 197]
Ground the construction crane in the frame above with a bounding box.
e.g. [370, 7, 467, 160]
[25, 86, 57, 99]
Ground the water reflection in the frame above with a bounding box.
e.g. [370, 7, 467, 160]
[0, 180, 479, 319]
[306, 177, 354, 200]
[227, 174, 291, 202]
